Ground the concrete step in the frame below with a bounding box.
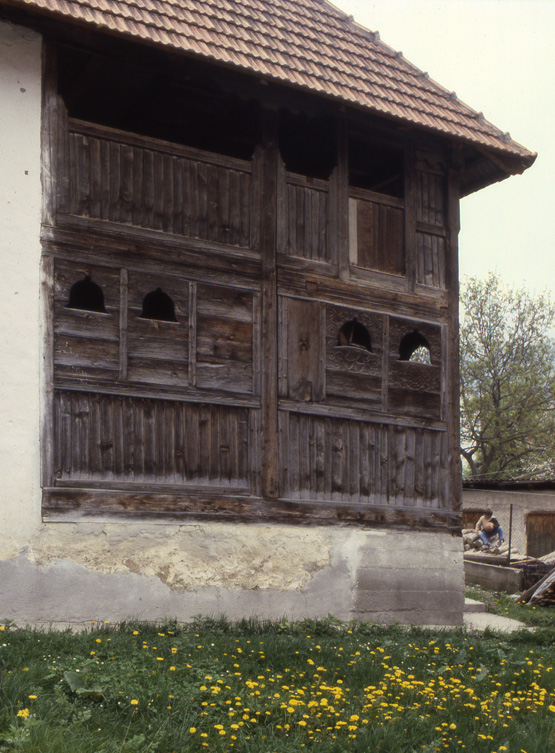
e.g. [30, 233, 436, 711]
[464, 597, 486, 613]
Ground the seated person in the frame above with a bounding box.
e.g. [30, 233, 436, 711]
[475, 511, 504, 549]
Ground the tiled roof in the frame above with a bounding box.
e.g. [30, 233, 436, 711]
[5, 0, 535, 167]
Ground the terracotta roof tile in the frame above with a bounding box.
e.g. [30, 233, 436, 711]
[6, 0, 534, 165]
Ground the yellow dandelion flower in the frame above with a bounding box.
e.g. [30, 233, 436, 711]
[17, 709, 30, 719]
[130, 699, 139, 706]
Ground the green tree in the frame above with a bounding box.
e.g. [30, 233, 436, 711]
[459, 273, 555, 480]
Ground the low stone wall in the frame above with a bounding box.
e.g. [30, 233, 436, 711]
[464, 560, 523, 594]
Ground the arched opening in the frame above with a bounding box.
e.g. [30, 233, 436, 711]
[399, 330, 431, 364]
[66, 275, 107, 313]
[337, 319, 372, 352]
[139, 288, 177, 322]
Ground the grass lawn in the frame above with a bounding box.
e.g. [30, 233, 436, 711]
[1, 605, 555, 752]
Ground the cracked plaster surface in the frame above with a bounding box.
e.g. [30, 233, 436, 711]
[26, 522, 333, 591]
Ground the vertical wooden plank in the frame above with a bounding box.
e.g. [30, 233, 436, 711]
[188, 281, 197, 388]
[174, 400, 185, 483]
[172, 154, 183, 236]
[381, 315, 389, 412]
[142, 148, 155, 229]
[119, 143, 134, 224]
[182, 158, 192, 238]
[67, 133, 77, 215]
[299, 413, 311, 498]
[108, 141, 121, 224]
[132, 143, 143, 227]
[359, 422, 370, 500]
[228, 169, 240, 246]
[318, 187, 327, 261]
[152, 150, 165, 231]
[252, 292, 262, 397]
[404, 142, 416, 288]
[197, 161, 209, 240]
[132, 398, 144, 483]
[405, 427, 416, 506]
[163, 152, 174, 234]
[256, 112, 280, 499]
[122, 395, 133, 479]
[57, 392, 69, 478]
[219, 166, 231, 245]
[119, 268, 128, 380]
[79, 133, 91, 217]
[187, 403, 198, 483]
[207, 163, 219, 242]
[241, 169, 253, 249]
[314, 417, 325, 500]
[249, 409, 261, 495]
[331, 420, 343, 498]
[198, 403, 210, 481]
[349, 421, 360, 499]
[88, 136, 101, 218]
[285, 183, 295, 256]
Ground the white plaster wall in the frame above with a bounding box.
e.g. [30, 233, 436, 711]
[0, 20, 43, 556]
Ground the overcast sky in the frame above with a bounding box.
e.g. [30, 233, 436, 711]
[335, 0, 554, 296]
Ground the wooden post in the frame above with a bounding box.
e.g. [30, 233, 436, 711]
[256, 111, 280, 499]
[446, 153, 462, 514]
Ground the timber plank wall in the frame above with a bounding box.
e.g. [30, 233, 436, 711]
[41, 42, 461, 531]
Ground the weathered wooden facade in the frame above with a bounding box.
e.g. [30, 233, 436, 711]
[42, 42, 460, 529]
[0, 0, 535, 625]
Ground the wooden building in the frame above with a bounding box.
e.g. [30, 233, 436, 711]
[0, 0, 535, 626]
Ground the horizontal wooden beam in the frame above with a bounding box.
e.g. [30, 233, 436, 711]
[43, 488, 462, 532]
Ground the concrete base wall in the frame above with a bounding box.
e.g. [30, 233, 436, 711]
[0, 524, 464, 627]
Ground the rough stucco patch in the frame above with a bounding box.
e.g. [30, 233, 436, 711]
[28, 523, 332, 591]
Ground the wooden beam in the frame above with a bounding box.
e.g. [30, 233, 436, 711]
[42, 488, 462, 531]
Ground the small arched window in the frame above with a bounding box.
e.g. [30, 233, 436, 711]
[139, 288, 177, 322]
[66, 275, 107, 313]
[337, 319, 372, 352]
[399, 330, 431, 364]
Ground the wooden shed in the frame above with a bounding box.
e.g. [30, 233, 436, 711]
[0, 0, 535, 626]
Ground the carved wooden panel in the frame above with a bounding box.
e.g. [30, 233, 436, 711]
[388, 317, 442, 420]
[325, 305, 384, 408]
[66, 122, 253, 248]
[53, 390, 251, 489]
